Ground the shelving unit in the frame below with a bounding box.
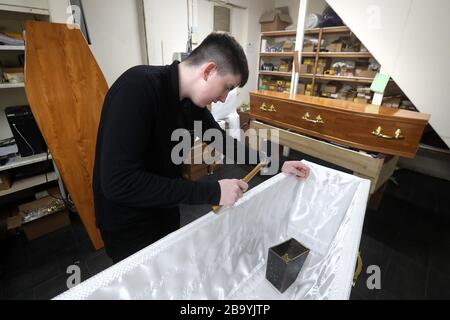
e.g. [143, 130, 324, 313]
[298, 25, 380, 99]
[256, 23, 416, 111]
[296, 24, 412, 110]
[0, 171, 57, 197]
[0, 6, 65, 202]
[257, 30, 297, 94]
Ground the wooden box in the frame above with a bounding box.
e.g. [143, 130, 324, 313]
[181, 143, 221, 181]
[250, 91, 430, 158]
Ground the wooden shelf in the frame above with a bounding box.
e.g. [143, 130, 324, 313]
[305, 26, 351, 34]
[315, 74, 375, 83]
[259, 71, 292, 77]
[301, 52, 316, 57]
[0, 153, 52, 172]
[319, 52, 372, 58]
[261, 30, 296, 37]
[260, 52, 294, 57]
[299, 73, 314, 79]
[0, 45, 25, 51]
[0, 82, 25, 89]
[0, 171, 57, 197]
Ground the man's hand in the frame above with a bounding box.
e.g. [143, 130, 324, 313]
[218, 179, 249, 206]
[282, 161, 310, 180]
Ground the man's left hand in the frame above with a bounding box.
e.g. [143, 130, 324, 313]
[281, 161, 310, 180]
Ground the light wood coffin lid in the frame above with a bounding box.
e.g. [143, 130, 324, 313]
[25, 21, 106, 250]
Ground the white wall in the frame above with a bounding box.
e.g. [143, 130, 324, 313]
[307, 0, 328, 15]
[243, 0, 276, 105]
[328, 0, 450, 148]
[144, 0, 275, 107]
[143, 0, 189, 66]
[79, 0, 146, 85]
[48, 0, 70, 23]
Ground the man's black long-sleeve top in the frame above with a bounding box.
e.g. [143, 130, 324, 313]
[93, 61, 255, 231]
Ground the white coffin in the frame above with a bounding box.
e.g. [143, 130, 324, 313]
[55, 161, 370, 300]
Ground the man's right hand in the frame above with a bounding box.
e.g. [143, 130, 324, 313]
[218, 179, 249, 206]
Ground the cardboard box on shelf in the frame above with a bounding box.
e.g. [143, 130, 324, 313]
[0, 171, 12, 191]
[323, 85, 338, 94]
[316, 66, 325, 75]
[282, 41, 294, 52]
[354, 97, 369, 104]
[340, 68, 355, 77]
[330, 93, 338, 99]
[303, 44, 315, 52]
[317, 59, 327, 67]
[357, 86, 372, 94]
[305, 85, 318, 96]
[299, 64, 313, 74]
[305, 90, 318, 96]
[355, 69, 377, 78]
[2, 67, 24, 84]
[382, 97, 402, 108]
[279, 63, 290, 72]
[326, 43, 343, 52]
[297, 83, 306, 95]
[260, 9, 292, 32]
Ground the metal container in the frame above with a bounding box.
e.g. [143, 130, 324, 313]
[266, 238, 310, 293]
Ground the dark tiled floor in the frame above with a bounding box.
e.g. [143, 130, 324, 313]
[1, 152, 450, 300]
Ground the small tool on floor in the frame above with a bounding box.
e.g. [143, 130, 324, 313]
[212, 158, 271, 214]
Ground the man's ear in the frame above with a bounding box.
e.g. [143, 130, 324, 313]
[203, 62, 217, 81]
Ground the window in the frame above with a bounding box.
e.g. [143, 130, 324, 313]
[214, 5, 230, 33]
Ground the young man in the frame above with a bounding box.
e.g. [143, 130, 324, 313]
[93, 33, 309, 263]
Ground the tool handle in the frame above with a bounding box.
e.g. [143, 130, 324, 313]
[242, 163, 263, 183]
[212, 163, 263, 214]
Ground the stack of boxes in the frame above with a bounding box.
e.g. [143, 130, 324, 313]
[305, 84, 317, 96]
[300, 58, 314, 74]
[354, 86, 373, 104]
[382, 96, 402, 108]
[259, 77, 291, 93]
[320, 84, 339, 98]
[355, 68, 377, 78]
[316, 59, 327, 75]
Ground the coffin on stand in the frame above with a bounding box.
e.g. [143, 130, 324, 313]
[56, 161, 370, 300]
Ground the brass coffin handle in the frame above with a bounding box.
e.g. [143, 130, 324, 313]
[372, 126, 404, 140]
[260, 102, 277, 112]
[302, 112, 325, 124]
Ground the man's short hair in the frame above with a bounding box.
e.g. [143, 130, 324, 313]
[185, 32, 249, 87]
